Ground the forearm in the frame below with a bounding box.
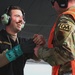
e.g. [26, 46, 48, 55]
[0, 45, 23, 67]
[0, 50, 9, 67]
[37, 46, 74, 66]
[0, 40, 35, 68]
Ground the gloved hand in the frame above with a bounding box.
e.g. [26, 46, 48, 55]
[20, 39, 36, 54]
[5, 38, 36, 62]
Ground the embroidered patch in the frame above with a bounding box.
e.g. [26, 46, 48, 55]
[58, 22, 72, 31]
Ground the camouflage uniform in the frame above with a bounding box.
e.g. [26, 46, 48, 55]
[37, 7, 75, 75]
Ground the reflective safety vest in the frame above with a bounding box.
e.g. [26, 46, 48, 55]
[48, 8, 75, 75]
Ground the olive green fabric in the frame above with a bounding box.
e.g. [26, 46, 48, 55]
[37, 7, 75, 75]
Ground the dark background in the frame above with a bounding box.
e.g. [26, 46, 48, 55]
[0, 0, 57, 42]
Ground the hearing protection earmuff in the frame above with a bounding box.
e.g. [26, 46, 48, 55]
[1, 6, 25, 29]
[51, 0, 68, 8]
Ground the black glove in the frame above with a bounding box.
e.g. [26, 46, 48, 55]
[20, 38, 36, 54]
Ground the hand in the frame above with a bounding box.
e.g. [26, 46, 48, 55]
[34, 45, 40, 57]
[33, 34, 46, 46]
[20, 39, 36, 54]
[5, 39, 36, 62]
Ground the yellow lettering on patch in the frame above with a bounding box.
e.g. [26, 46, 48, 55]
[58, 23, 71, 31]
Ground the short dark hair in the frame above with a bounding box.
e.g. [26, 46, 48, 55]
[6, 5, 25, 17]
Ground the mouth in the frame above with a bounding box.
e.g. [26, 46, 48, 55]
[16, 21, 25, 28]
[16, 23, 22, 28]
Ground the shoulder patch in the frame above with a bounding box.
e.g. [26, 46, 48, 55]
[58, 22, 72, 31]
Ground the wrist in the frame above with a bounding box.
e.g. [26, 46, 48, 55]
[34, 45, 40, 57]
[5, 45, 23, 62]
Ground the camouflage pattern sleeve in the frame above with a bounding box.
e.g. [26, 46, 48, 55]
[38, 14, 75, 66]
[0, 50, 9, 67]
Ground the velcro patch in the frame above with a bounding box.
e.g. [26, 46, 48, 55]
[58, 22, 72, 31]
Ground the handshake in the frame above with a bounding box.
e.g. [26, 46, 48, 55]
[20, 34, 46, 54]
[6, 34, 46, 62]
